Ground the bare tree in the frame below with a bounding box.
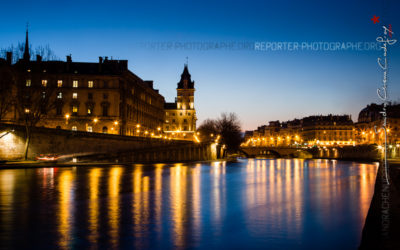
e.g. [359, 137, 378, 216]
[0, 64, 16, 121]
[16, 77, 57, 159]
[1, 43, 58, 64]
[198, 113, 242, 153]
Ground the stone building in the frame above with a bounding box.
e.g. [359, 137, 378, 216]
[356, 103, 400, 145]
[301, 115, 355, 146]
[244, 115, 355, 147]
[163, 65, 197, 139]
[1, 31, 165, 136]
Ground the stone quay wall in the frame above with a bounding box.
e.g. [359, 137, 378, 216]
[0, 123, 218, 162]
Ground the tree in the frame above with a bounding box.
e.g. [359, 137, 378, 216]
[0, 43, 58, 64]
[198, 112, 243, 153]
[15, 76, 57, 159]
[0, 64, 16, 121]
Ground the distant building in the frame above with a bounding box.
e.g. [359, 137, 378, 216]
[1, 30, 167, 136]
[356, 103, 400, 145]
[244, 115, 355, 147]
[301, 115, 355, 146]
[163, 65, 197, 139]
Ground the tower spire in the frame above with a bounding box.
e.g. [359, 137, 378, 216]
[23, 23, 30, 61]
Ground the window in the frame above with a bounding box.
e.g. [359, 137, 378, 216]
[183, 119, 187, 123]
[57, 92, 62, 99]
[72, 126, 77, 131]
[184, 126, 188, 131]
[188, 112, 191, 116]
[102, 106, 108, 116]
[57, 80, 63, 87]
[87, 108, 93, 115]
[88, 93, 93, 99]
[180, 112, 182, 116]
[88, 81, 93, 88]
[87, 126, 93, 132]
[72, 93, 78, 99]
[102, 126, 108, 133]
[166, 112, 169, 116]
[26, 79, 31, 87]
[42, 80, 47, 87]
[172, 119, 175, 123]
[190, 102, 194, 109]
[72, 106, 78, 114]
[73, 80, 78, 88]
[166, 125, 170, 130]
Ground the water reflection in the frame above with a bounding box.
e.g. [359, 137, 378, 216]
[58, 170, 74, 250]
[0, 159, 378, 249]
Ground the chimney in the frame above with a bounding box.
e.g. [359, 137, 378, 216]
[98, 57, 103, 72]
[66, 54, 72, 71]
[6, 52, 12, 65]
[144, 80, 154, 89]
[104, 56, 108, 62]
[36, 55, 42, 62]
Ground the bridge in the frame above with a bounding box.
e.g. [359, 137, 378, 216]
[241, 145, 391, 161]
[241, 146, 313, 158]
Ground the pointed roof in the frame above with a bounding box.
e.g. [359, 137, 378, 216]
[177, 64, 194, 89]
[23, 28, 30, 61]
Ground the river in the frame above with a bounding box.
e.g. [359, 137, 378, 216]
[0, 159, 378, 249]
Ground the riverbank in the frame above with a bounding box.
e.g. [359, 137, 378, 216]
[359, 160, 400, 249]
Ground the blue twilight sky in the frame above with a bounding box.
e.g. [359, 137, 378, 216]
[0, 0, 399, 130]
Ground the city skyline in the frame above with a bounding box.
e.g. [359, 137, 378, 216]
[1, 0, 399, 131]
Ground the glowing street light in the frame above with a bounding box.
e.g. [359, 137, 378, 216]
[93, 118, 98, 123]
[114, 121, 119, 125]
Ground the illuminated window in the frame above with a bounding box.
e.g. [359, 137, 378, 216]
[72, 93, 78, 99]
[26, 79, 31, 87]
[190, 102, 194, 109]
[72, 126, 77, 131]
[73, 80, 78, 88]
[88, 81, 93, 88]
[87, 108, 92, 115]
[72, 106, 78, 113]
[57, 80, 63, 87]
[42, 80, 47, 87]
[57, 92, 62, 99]
[87, 126, 93, 132]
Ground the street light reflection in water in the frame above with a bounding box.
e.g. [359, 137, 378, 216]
[0, 159, 377, 249]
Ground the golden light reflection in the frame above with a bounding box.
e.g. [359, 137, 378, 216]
[58, 170, 74, 250]
[88, 168, 102, 245]
[108, 167, 122, 249]
[170, 164, 187, 248]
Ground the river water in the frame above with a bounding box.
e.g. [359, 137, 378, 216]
[0, 159, 378, 249]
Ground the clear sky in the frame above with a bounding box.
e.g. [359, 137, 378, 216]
[0, 0, 399, 131]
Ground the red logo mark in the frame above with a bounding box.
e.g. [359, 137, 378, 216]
[371, 15, 380, 24]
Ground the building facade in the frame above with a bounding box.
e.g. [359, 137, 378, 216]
[355, 103, 400, 145]
[163, 65, 197, 139]
[1, 31, 166, 136]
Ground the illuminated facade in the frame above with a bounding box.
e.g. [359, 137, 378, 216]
[355, 103, 400, 145]
[163, 65, 197, 139]
[244, 115, 355, 147]
[1, 31, 165, 136]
